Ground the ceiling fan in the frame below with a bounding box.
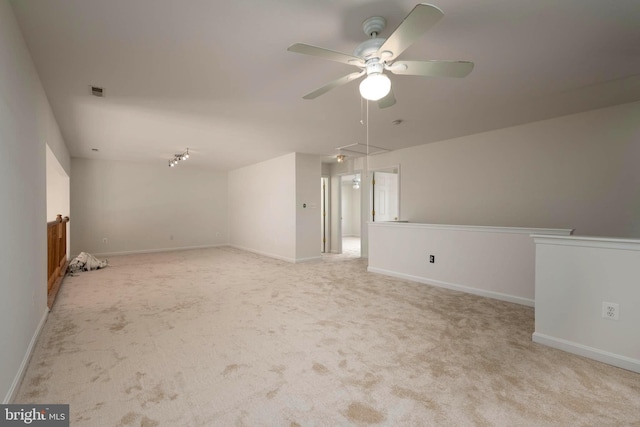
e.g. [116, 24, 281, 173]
[287, 3, 473, 109]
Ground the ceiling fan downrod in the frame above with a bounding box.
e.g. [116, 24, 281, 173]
[353, 17, 387, 60]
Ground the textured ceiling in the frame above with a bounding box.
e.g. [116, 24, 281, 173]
[10, 0, 640, 170]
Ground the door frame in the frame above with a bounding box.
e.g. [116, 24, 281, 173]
[321, 175, 330, 253]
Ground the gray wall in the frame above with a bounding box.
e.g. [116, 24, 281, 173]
[71, 158, 228, 256]
[0, 0, 66, 402]
[368, 101, 640, 238]
[228, 152, 321, 262]
[229, 153, 298, 261]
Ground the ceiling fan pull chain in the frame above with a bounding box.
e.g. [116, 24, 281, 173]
[366, 99, 370, 178]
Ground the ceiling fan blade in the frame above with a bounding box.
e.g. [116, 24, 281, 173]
[288, 43, 365, 67]
[378, 89, 396, 109]
[389, 60, 474, 78]
[302, 70, 365, 100]
[377, 4, 444, 62]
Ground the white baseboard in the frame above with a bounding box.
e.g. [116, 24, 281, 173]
[229, 245, 297, 263]
[87, 243, 228, 258]
[3, 309, 49, 404]
[367, 267, 534, 307]
[229, 246, 321, 264]
[533, 332, 640, 374]
[93, 244, 320, 264]
[294, 256, 322, 263]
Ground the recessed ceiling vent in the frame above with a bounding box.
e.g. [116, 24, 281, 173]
[90, 85, 105, 97]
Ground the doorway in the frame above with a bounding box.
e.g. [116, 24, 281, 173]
[320, 176, 329, 253]
[340, 173, 361, 257]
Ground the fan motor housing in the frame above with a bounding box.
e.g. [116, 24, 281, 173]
[353, 38, 385, 59]
[364, 60, 384, 75]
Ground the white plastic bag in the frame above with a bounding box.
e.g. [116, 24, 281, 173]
[68, 251, 108, 273]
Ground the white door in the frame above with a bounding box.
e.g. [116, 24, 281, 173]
[372, 171, 399, 222]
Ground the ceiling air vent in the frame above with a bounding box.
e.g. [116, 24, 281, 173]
[90, 85, 105, 97]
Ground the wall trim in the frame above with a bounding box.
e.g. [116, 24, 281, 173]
[295, 256, 322, 263]
[367, 266, 534, 307]
[4, 309, 49, 404]
[532, 332, 640, 374]
[370, 222, 573, 236]
[532, 234, 640, 251]
[229, 245, 296, 263]
[94, 244, 317, 265]
[86, 243, 228, 258]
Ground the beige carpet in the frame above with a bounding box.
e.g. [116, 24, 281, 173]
[15, 247, 640, 426]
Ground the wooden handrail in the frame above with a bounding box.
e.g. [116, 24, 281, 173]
[47, 214, 70, 309]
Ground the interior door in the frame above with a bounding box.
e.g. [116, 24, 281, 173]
[372, 171, 399, 222]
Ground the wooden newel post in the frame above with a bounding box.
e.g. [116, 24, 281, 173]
[47, 214, 70, 309]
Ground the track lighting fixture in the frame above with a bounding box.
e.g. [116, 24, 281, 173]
[168, 148, 190, 167]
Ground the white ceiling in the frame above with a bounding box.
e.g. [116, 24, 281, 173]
[11, 0, 640, 170]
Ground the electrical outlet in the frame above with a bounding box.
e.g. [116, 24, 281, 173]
[429, 255, 435, 263]
[602, 302, 619, 321]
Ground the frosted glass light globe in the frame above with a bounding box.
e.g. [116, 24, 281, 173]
[359, 73, 391, 101]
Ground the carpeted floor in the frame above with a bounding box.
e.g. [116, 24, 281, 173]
[15, 247, 640, 426]
[340, 237, 361, 258]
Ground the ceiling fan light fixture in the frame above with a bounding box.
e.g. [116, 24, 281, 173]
[359, 73, 391, 101]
